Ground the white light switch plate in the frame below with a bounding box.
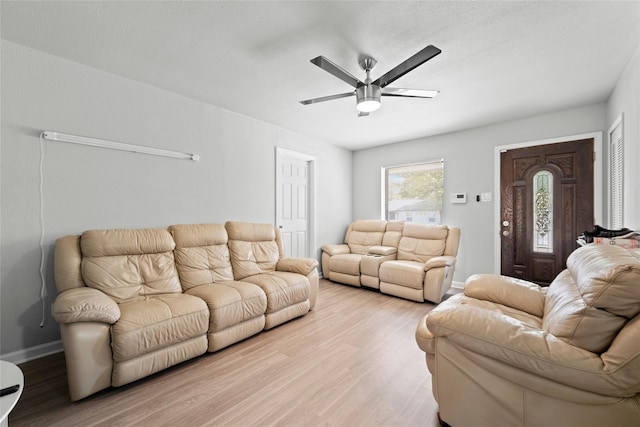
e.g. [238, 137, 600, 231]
[480, 192, 492, 202]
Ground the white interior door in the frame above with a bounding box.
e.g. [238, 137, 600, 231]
[275, 148, 315, 258]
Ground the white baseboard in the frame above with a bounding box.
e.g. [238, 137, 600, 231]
[1, 340, 63, 365]
[451, 280, 465, 290]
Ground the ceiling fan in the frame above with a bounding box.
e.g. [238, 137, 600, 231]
[300, 45, 441, 116]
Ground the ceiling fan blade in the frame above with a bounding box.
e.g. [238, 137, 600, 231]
[299, 91, 354, 105]
[310, 56, 363, 88]
[382, 88, 439, 98]
[373, 45, 441, 89]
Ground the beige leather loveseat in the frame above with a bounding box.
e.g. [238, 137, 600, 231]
[321, 220, 460, 303]
[53, 221, 318, 401]
[416, 244, 640, 427]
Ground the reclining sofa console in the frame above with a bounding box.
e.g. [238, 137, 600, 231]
[322, 220, 461, 303]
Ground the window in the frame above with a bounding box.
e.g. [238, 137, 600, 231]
[384, 160, 444, 224]
[533, 170, 553, 253]
[609, 115, 624, 229]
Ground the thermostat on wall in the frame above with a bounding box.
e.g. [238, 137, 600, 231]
[450, 193, 467, 204]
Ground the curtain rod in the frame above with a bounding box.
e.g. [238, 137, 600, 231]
[41, 131, 199, 161]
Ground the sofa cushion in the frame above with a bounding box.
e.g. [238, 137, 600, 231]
[226, 222, 281, 280]
[397, 224, 448, 262]
[543, 245, 640, 353]
[568, 245, 640, 318]
[381, 221, 405, 248]
[329, 253, 364, 276]
[81, 228, 181, 303]
[170, 224, 234, 290]
[241, 271, 309, 313]
[185, 281, 267, 332]
[225, 221, 278, 242]
[379, 260, 426, 289]
[346, 220, 387, 254]
[111, 293, 209, 362]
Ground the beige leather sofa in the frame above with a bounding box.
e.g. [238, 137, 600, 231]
[53, 221, 318, 401]
[416, 244, 640, 427]
[322, 220, 460, 303]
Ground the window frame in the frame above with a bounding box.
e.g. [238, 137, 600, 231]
[382, 159, 444, 224]
[608, 114, 624, 229]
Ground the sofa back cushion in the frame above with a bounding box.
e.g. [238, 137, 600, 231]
[169, 224, 234, 290]
[543, 245, 640, 353]
[54, 235, 86, 292]
[225, 221, 282, 280]
[397, 224, 449, 262]
[80, 228, 181, 303]
[382, 221, 405, 248]
[345, 220, 387, 254]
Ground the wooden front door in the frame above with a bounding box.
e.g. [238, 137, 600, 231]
[500, 139, 594, 285]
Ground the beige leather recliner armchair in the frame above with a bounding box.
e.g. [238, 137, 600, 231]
[416, 244, 640, 427]
[379, 223, 460, 303]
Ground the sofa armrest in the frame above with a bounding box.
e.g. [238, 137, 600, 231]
[321, 244, 350, 256]
[53, 287, 120, 324]
[425, 300, 633, 397]
[424, 255, 456, 270]
[415, 313, 436, 354]
[368, 246, 397, 256]
[464, 273, 545, 317]
[277, 257, 319, 276]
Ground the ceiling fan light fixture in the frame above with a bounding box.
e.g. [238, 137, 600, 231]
[356, 84, 381, 113]
[300, 45, 441, 114]
[357, 99, 381, 113]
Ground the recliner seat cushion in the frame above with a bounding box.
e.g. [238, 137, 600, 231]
[329, 253, 363, 276]
[379, 260, 425, 289]
[241, 271, 309, 313]
[111, 293, 209, 362]
[185, 282, 266, 332]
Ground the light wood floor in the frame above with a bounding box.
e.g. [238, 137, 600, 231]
[11, 279, 443, 427]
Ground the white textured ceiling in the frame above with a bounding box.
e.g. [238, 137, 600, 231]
[2, 1, 639, 150]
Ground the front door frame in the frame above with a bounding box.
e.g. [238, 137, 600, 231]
[493, 132, 603, 273]
[275, 147, 316, 258]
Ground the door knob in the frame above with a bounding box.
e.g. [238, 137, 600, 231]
[502, 230, 510, 236]
[502, 220, 509, 227]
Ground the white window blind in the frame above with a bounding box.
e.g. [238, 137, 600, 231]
[609, 117, 624, 229]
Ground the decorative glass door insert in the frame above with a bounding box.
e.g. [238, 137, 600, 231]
[533, 170, 553, 253]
